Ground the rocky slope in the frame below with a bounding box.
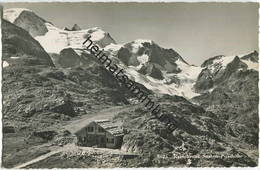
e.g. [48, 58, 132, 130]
[1, 18, 130, 168]
[114, 95, 257, 167]
[192, 52, 259, 151]
[13, 95, 258, 168]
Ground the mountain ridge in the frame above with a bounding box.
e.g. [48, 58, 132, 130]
[3, 8, 259, 100]
[2, 7, 259, 168]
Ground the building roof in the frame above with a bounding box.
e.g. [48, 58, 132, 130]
[74, 119, 124, 137]
[94, 119, 124, 137]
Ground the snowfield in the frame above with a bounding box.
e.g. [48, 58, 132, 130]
[242, 60, 258, 71]
[34, 23, 113, 54]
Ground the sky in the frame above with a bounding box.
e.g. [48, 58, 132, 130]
[2, 2, 259, 65]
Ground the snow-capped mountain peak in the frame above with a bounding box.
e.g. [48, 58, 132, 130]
[4, 8, 48, 37]
[3, 8, 33, 23]
[34, 24, 116, 54]
[202, 51, 258, 74]
[102, 38, 203, 98]
[3, 8, 258, 100]
[3, 8, 116, 54]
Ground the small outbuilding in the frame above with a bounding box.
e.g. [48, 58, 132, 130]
[75, 119, 124, 149]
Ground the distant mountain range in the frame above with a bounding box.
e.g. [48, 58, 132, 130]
[3, 8, 258, 99]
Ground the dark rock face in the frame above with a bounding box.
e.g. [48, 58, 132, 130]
[148, 65, 164, 80]
[3, 126, 15, 133]
[118, 41, 185, 74]
[241, 50, 259, 63]
[12, 10, 48, 37]
[71, 24, 81, 31]
[2, 19, 54, 67]
[50, 49, 100, 69]
[217, 56, 248, 82]
[139, 64, 164, 80]
[53, 48, 82, 68]
[63, 24, 82, 31]
[64, 27, 70, 31]
[117, 47, 132, 66]
[141, 42, 185, 72]
[193, 68, 213, 91]
[50, 93, 75, 116]
[31, 130, 58, 141]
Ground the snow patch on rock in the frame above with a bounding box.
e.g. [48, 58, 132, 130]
[206, 52, 259, 74]
[104, 43, 123, 56]
[137, 54, 149, 66]
[3, 61, 9, 68]
[242, 60, 258, 71]
[131, 39, 152, 53]
[10, 57, 21, 59]
[90, 28, 106, 41]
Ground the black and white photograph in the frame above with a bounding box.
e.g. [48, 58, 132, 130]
[1, 1, 259, 168]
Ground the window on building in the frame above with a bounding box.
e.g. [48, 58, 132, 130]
[98, 127, 105, 133]
[87, 126, 94, 132]
[78, 136, 82, 142]
[107, 138, 115, 144]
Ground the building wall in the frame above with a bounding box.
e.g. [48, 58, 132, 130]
[75, 122, 122, 149]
